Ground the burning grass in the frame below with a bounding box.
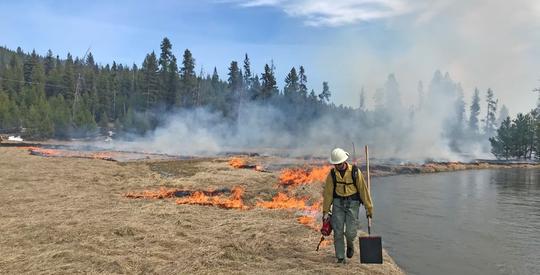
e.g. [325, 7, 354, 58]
[228, 157, 266, 172]
[125, 187, 232, 199]
[256, 192, 309, 210]
[175, 186, 247, 210]
[278, 165, 331, 186]
[18, 146, 116, 161]
[228, 157, 247, 168]
[125, 185, 248, 210]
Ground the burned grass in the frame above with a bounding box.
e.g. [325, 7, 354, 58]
[147, 158, 219, 178]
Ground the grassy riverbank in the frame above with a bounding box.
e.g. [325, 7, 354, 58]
[0, 147, 404, 274]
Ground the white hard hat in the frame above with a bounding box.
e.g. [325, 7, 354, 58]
[329, 148, 349, 164]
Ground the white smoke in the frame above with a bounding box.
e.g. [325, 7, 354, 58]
[104, 71, 491, 162]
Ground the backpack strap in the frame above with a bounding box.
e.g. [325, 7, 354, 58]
[351, 164, 358, 185]
[331, 168, 338, 197]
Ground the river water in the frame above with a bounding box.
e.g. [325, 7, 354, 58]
[367, 168, 540, 275]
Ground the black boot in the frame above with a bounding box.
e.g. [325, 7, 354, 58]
[337, 258, 345, 264]
[346, 246, 354, 258]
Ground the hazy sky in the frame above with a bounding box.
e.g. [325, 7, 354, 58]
[1, 0, 539, 116]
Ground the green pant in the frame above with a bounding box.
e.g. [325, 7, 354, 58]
[331, 197, 360, 259]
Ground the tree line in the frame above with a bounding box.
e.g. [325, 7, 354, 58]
[0, 38, 334, 139]
[1, 38, 539, 161]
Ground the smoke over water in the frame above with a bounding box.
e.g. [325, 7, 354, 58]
[102, 71, 493, 162]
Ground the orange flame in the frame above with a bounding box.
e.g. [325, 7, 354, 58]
[278, 166, 331, 186]
[228, 157, 266, 172]
[175, 186, 247, 210]
[256, 192, 308, 210]
[29, 147, 61, 156]
[229, 157, 247, 168]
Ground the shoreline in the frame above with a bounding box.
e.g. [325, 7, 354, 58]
[366, 161, 540, 178]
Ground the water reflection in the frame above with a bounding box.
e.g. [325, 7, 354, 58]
[371, 169, 540, 275]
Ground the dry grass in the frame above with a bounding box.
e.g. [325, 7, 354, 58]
[0, 147, 404, 274]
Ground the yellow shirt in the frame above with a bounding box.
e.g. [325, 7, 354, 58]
[322, 163, 373, 217]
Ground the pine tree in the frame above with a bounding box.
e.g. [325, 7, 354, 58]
[469, 88, 481, 133]
[227, 61, 243, 101]
[22, 50, 39, 85]
[62, 53, 75, 101]
[158, 37, 178, 109]
[110, 61, 120, 119]
[141, 52, 160, 112]
[180, 49, 197, 107]
[318, 81, 331, 102]
[489, 117, 514, 159]
[32, 56, 46, 91]
[44, 49, 55, 76]
[284, 67, 299, 101]
[513, 113, 534, 159]
[86, 52, 96, 71]
[484, 88, 498, 137]
[211, 67, 220, 90]
[298, 66, 308, 99]
[259, 64, 277, 101]
[359, 87, 366, 111]
[243, 54, 252, 90]
[44, 55, 63, 98]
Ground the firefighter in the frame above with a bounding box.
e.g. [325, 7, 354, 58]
[322, 147, 373, 263]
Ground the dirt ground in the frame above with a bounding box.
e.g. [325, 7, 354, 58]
[0, 147, 404, 274]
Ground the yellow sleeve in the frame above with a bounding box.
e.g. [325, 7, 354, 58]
[356, 170, 373, 217]
[322, 173, 334, 215]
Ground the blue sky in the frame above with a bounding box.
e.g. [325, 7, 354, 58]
[1, 0, 539, 115]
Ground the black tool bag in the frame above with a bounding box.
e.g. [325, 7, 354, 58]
[359, 226, 382, 264]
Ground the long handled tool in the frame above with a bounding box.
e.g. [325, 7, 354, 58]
[365, 145, 370, 191]
[359, 145, 383, 264]
[352, 142, 357, 166]
[316, 236, 325, 251]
